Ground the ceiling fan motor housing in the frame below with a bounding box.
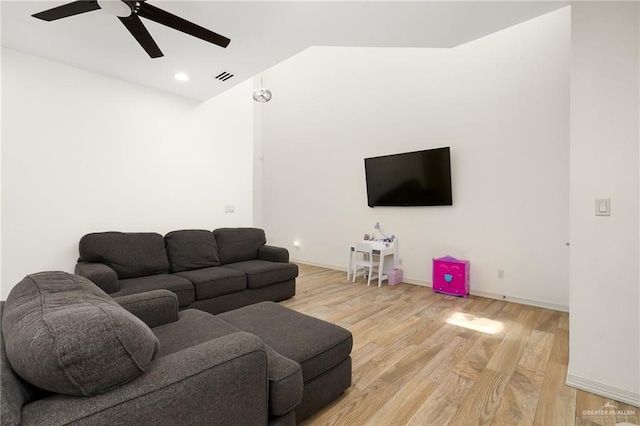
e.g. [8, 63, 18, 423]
[97, 0, 136, 18]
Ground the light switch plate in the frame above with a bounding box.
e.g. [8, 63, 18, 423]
[595, 199, 611, 216]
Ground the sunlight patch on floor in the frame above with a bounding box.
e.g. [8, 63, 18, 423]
[446, 312, 504, 335]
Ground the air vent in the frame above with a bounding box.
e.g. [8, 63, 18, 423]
[215, 71, 234, 82]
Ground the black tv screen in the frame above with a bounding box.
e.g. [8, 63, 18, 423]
[365, 147, 452, 207]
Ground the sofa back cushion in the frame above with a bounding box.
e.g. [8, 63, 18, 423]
[213, 228, 267, 265]
[164, 230, 221, 273]
[2, 272, 159, 397]
[79, 232, 170, 279]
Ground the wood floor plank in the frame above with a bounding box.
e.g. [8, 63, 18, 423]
[416, 294, 474, 319]
[485, 337, 528, 376]
[382, 323, 457, 386]
[353, 343, 416, 391]
[406, 372, 476, 426]
[377, 337, 449, 388]
[290, 264, 630, 426]
[350, 342, 385, 371]
[324, 302, 386, 326]
[493, 301, 525, 337]
[447, 368, 511, 426]
[345, 317, 379, 335]
[518, 329, 554, 372]
[548, 327, 570, 365]
[575, 416, 601, 426]
[533, 308, 561, 333]
[401, 315, 450, 347]
[453, 334, 503, 380]
[367, 375, 439, 425]
[532, 361, 576, 426]
[364, 300, 413, 323]
[333, 379, 399, 425]
[302, 386, 362, 426]
[481, 299, 510, 318]
[491, 365, 545, 426]
[349, 319, 400, 352]
[573, 390, 639, 426]
[615, 401, 640, 425]
[391, 298, 438, 321]
[417, 335, 476, 384]
[511, 308, 540, 336]
[558, 312, 569, 330]
[376, 315, 437, 347]
[575, 389, 617, 426]
[485, 309, 538, 376]
[465, 296, 496, 313]
[494, 300, 524, 321]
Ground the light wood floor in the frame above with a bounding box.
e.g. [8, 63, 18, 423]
[281, 264, 639, 426]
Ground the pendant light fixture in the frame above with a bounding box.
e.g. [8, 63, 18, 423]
[253, 74, 272, 103]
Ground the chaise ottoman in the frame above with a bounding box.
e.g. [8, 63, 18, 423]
[220, 302, 353, 422]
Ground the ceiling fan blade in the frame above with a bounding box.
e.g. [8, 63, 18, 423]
[119, 14, 163, 58]
[32, 0, 100, 21]
[137, 3, 230, 48]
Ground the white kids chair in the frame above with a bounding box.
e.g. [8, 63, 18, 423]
[352, 242, 379, 286]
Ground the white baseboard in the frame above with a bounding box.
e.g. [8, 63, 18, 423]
[468, 289, 568, 312]
[292, 259, 569, 312]
[566, 374, 640, 408]
[292, 258, 349, 272]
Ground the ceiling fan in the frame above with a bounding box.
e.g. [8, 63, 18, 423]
[31, 0, 230, 58]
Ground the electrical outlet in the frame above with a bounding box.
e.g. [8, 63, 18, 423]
[398, 258, 403, 265]
[224, 205, 235, 214]
[497, 270, 505, 279]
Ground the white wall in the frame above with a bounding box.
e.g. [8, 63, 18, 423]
[252, 76, 264, 229]
[1, 48, 254, 298]
[0, 6, 4, 300]
[568, 2, 640, 406]
[260, 8, 570, 309]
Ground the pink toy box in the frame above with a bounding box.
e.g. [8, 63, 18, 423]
[432, 255, 470, 297]
[388, 269, 403, 286]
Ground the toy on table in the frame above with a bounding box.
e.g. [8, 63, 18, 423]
[364, 223, 395, 245]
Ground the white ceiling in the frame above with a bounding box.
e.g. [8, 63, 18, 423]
[1, 1, 568, 102]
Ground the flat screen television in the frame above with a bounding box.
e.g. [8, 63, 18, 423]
[364, 147, 452, 207]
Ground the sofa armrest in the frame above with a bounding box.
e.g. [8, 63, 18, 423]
[112, 290, 179, 328]
[264, 345, 303, 416]
[21, 332, 269, 426]
[258, 245, 289, 263]
[75, 261, 118, 293]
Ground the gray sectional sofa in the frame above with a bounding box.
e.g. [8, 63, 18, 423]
[75, 228, 298, 314]
[1, 272, 353, 425]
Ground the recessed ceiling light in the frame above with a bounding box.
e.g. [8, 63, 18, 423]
[174, 73, 189, 82]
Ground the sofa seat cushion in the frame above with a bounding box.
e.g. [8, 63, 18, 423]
[174, 267, 246, 301]
[165, 230, 221, 273]
[2, 272, 159, 397]
[224, 261, 299, 290]
[214, 228, 267, 264]
[220, 302, 353, 382]
[79, 232, 170, 279]
[153, 309, 302, 415]
[152, 309, 242, 357]
[114, 274, 195, 307]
